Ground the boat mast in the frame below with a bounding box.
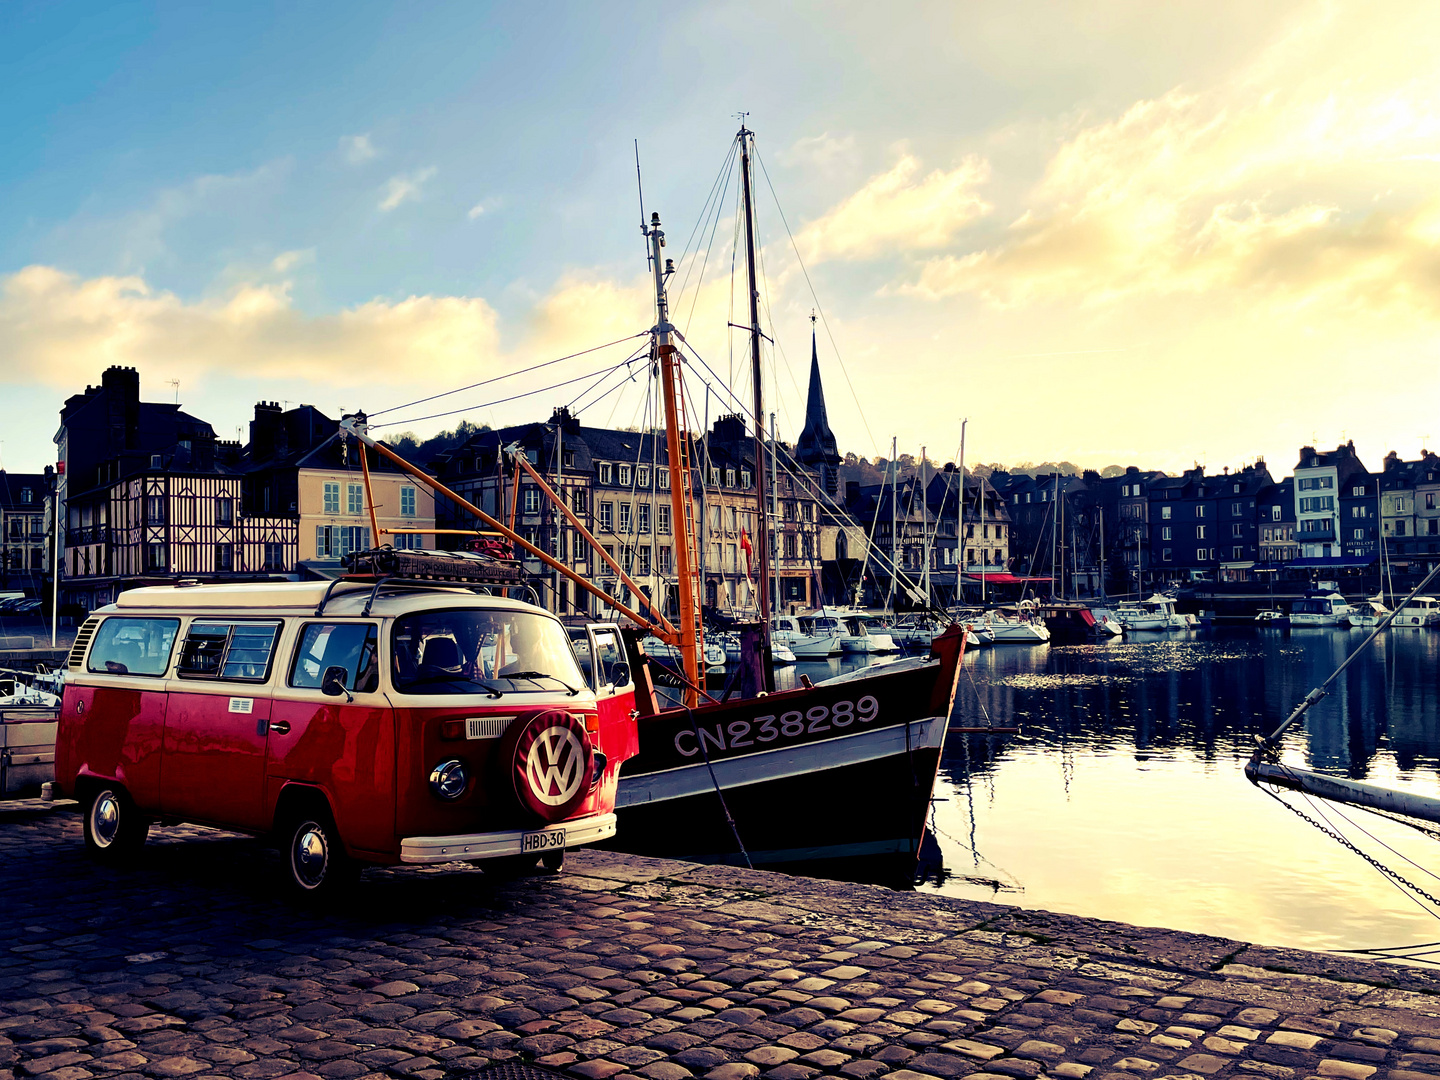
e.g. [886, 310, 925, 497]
[739, 125, 774, 668]
[646, 210, 704, 706]
[980, 470, 987, 605]
[921, 446, 930, 607]
[956, 419, 967, 609]
[890, 434, 898, 610]
[770, 412, 779, 617]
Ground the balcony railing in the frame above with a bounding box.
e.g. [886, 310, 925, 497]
[1295, 523, 1335, 542]
[66, 525, 109, 547]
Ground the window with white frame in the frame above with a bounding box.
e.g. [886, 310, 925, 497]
[1196, 505, 1206, 518]
[637, 466, 649, 487]
[400, 486, 416, 516]
[658, 505, 670, 533]
[709, 467, 720, 485]
[347, 483, 364, 516]
[523, 487, 540, 514]
[638, 504, 650, 533]
[572, 488, 587, 514]
[1161, 505, 1172, 519]
[658, 468, 670, 489]
[619, 504, 632, 532]
[658, 545, 672, 574]
[324, 482, 341, 515]
[618, 464, 632, 486]
[1162, 526, 1172, 540]
[599, 502, 613, 531]
[741, 469, 751, 489]
[726, 468, 736, 487]
[598, 463, 612, 484]
[637, 546, 651, 575]
[1196, 524, 1207, 539]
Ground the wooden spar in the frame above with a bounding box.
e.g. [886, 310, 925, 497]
[738, 127, 774, 675]
[382, 528, 508, 536]
[647, 210, 703, 707]
[339, 418, 668, 634]
[1248, 760, 1440, 826]
[358, 440, 383, 546]
[506, 447, 681, 642]
[507, 455, 522, 534]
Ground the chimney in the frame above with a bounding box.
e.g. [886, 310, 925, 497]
[712, 414, 747, 443]
[250, 402, 284, 461]
[101, 366, 141, 453]
[549, 405, 579, 431]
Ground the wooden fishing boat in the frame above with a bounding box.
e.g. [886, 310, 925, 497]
[338, 123, 976, 883]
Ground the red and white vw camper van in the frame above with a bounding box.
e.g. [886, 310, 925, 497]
[53, 579, 638, 895]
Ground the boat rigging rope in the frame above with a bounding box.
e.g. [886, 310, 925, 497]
[366, 332, 650, 420]
[751, 142, 880, 458]
[1256, 776, 1440, 922]
[681, 706, 753, 870]
[371, 357, 643, 429]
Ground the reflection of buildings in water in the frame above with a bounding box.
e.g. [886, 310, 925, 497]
[941, 629, 1440, 783]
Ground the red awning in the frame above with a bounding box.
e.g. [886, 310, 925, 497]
[962, 573, 1052, 585]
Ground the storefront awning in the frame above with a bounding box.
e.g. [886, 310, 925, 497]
[1284, 556, 1375, 569]
[1220, 561, 1256, 570]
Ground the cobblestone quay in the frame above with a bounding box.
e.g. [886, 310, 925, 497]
[8, 803, 1440, 1080]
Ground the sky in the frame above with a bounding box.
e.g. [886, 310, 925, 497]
[3, 1, 1440, 479]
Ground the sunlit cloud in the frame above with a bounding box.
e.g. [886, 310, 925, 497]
[797, 155, 991, 264]
[902, 53, 1440, 318]
[378, 166, 436, 211]
[779, 132, 859, 172]
[339, 133, 377, 164]
[0, 265, 500, 388]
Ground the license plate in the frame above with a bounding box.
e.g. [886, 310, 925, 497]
[521, 828, 567, 853]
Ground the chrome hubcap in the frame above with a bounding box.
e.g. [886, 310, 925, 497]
[293, 824, 328, 888]
[92, 792, 121, 847]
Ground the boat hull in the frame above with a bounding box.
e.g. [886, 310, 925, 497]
[611, 627, 965, 884]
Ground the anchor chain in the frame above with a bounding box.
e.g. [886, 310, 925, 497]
[1261, 783, 1440, 914]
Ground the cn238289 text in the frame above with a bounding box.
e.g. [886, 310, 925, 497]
[674, 695, 880, 758]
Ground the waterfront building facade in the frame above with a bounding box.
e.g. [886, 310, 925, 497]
[0, 472, 50, 588]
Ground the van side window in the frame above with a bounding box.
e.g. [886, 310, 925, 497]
[177, 621, 282, 682]
[87, 617, 180, 677]
[291, 623, 379, 693]
[592, 629, 628, 688]
[568, 629, 595, 690]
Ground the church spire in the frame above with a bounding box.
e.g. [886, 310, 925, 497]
[796, 312, 841, 494]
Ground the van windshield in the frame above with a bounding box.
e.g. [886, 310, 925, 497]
[391, 609, 585, 696]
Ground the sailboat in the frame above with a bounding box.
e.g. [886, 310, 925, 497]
[338, 123, 971, 882]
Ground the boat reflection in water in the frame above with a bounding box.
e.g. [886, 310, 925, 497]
[927, 626, 1440, 953]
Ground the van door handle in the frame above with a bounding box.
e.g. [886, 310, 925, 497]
[270, 721, 291, 736]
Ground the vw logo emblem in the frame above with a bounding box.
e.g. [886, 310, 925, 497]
[524, 725, 586, 806]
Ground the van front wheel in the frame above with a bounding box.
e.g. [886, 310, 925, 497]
[82, 785, 149, 863]
[283, 811, 356, 897]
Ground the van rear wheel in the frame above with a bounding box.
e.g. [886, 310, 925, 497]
[282, 810, 356, 898]
[82, 785, 149, 863]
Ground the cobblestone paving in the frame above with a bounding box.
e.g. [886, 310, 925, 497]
[8, 803, 1440, 1080]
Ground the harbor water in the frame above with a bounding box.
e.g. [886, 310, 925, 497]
[774, 627, 1440, 956]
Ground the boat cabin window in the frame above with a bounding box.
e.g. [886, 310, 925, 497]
[178, 620, 282, 682]
[87, 617, 180, 677]
[290, 623, 380, 692]
[391, 609, 585, 695]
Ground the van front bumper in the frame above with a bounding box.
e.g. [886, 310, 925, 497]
[399, 811, 617, 864]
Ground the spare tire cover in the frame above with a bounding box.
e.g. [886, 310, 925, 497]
[507, 710, 593, 823]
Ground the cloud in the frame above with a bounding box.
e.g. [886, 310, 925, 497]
[378, 166, 437, 211]
[0, 264, 501, 388]
[269, 249, 313, 273]
[780, 132, 859, 172]
[339, 134, 378, 164]
[467, 196, 503, 220]
[796, 155, 991, 263]
[902, 34, 1440, 317]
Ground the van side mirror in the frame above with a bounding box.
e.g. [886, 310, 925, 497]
[321, 666, 352, 699]
[608, 663, 630, 688]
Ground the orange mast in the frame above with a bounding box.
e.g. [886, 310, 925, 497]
[646, 211, 704, 706]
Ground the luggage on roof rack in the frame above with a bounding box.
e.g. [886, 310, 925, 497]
[344, 547, 523, 584]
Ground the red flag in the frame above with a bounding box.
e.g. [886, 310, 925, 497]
[739, 528, 754, 579]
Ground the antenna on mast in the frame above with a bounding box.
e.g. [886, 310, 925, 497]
[634, 140, 648, 258]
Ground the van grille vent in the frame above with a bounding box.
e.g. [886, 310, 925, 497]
[67, 617, 100, 670]
[466, 716, 515, 740]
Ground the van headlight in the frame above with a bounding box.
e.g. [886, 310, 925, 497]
[429, 759, 469, 800]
